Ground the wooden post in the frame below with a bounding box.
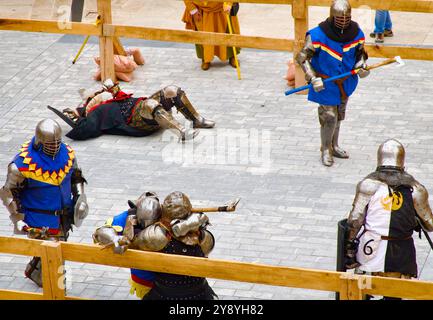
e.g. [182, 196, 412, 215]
[292, 0, 308, 94]
[347, 276, 364, 300]
[40, 241, 66, 300]
[97, 0, 116, 82]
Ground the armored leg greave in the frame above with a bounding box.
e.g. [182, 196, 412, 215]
[25, 257, 42, 287]
[318, 105, 338, 167]
[153, 107, 199, 141]
[332, 121, 349, 159]
[175, 89, 215, 129]
[153, 86, 215, 128]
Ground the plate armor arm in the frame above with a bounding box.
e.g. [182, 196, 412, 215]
[412, 182, 433, 232]
[71, 159, 87, 200]
[0, 163, 26, 224]
[199, 229, 215, 257]
[71, 159, 88, 227]
[295, 34, 317, 83]
[132, 224, 171, 252]
[346, 178, 381, 266]
[93, 225, 129, 254]
[354, 42, 369, 78]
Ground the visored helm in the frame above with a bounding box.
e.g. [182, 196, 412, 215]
[130, 191, 162, 228]
[162, 191, 192, 221]
[377, 139, 405, 170]
[34, 119, 62, 157]
[330, 0, 352, 31]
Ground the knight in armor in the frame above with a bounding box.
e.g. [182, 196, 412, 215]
[94, 191, 217, 300]
[92, 191, 162, 299]
[0, 119, 88, 287]
[344, 139, 433, 299]
[295, 0, 369, 167]
[50, 79, 215, 142]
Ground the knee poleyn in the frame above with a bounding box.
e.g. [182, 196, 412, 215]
[162, 85, 180, 99]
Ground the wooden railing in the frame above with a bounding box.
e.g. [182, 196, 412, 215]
[0, 0, 432, 87]
[0, 236, 433, 300]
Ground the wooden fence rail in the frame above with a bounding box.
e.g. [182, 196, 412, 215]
[0, 236, 433, 300]
[0, 0, 433, 85]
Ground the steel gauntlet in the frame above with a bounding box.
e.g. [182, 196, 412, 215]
[93, 226, 129, 254]
[345, 239, 360, 269]
[71, 163, 88, 227]
[171, 213, 210, 238]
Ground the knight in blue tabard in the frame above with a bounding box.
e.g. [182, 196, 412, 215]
[92, 192, 161, 299]
[295, 0, 370, 167]
[93, 191, 217, 300]
[0, 119, 88, 287]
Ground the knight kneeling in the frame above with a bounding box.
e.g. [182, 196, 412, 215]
[93, 191, 217, 300]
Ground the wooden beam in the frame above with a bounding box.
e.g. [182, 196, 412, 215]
[308, 0, 433, 13]
[113, 25, 293, 52]
[113, 36, 126, 56]
[292, 0, 308, 92]
[0, 19, 100, 35]
[182, 0, 433, 12]
[366, 44, 433, 61]
[40, 241, 66, 300]
[364, 276, 433, 300]
[61, 242, 341, 292]
[97, 0, 116, 82]
[2, 236, 433, 300]
[65, 295, 88, 300]
[197, 0, 292, 4]
[0, 236, 42, 256]
[0, 290, 44, 300]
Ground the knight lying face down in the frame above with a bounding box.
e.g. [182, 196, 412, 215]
[49, 80, 215, 141]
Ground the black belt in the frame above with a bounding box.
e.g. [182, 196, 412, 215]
[25, 208, 69, 216]
[381, 235, 412, 241]
[153, 278, 208, 297]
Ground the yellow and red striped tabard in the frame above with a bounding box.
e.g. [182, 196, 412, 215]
[312, 41, 343, 61]
[17, 140, 75, 186]
[343, 37, 365, 53]
[312, 37, 365, 62]
[307, 25, 365, 105]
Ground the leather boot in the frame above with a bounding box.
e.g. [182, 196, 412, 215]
[154, 107, 199, 141]
[175, 89, 215, 129]
[332, 121, 349, 159]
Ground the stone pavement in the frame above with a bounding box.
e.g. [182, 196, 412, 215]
[1, 30, 433, 300]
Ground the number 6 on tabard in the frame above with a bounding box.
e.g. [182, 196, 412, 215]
[363, 239, 374, 255]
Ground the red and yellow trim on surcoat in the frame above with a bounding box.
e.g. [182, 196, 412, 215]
[17, 141, 75, 186]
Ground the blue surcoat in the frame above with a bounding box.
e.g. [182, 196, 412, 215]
[307, 26, 365, 105]
[12, 138, 75, 229]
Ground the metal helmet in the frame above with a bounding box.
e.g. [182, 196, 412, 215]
[377, 139, 405, 170]
[162, 191, 192, 221]
[34, 119, 62, 157]
[132, 191, 162, 228]
[102, 78, 120, 96]
[330, 0, 352, 31]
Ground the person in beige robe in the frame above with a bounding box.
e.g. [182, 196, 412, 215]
[182, 1, 241, 70]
